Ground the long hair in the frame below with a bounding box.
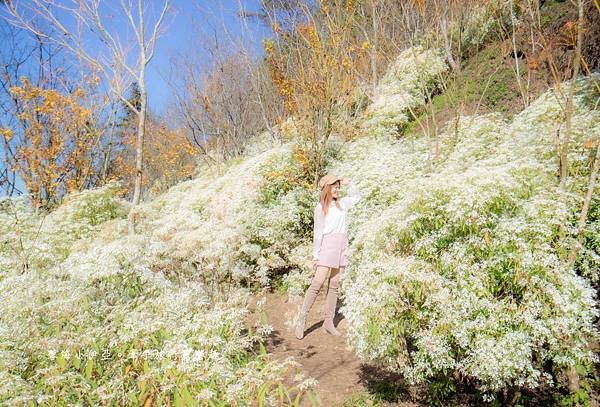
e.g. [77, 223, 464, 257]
[320, 183, 341, 216]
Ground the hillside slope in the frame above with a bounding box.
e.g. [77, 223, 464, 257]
[1, 40, 599, 407]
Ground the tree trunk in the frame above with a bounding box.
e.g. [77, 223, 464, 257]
[101, 105, 118, 182]
[440, 5, 458, 72]
[134, 87, 147, 206]
[127, 0, 151, 235]
[568, 143, 600, 266]
[128, 76, 147, 235]
[562, 2, 585, 392]
[559, 0, 585, 191]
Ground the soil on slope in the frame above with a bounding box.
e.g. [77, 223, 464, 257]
[249, 291, 421, 407]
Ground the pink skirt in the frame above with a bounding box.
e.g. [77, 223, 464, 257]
[316, 233, 349, 268]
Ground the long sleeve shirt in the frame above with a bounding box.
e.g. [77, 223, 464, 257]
[312, 183, 361, 261]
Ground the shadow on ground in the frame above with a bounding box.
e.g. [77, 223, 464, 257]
[359, 364, 416, 404]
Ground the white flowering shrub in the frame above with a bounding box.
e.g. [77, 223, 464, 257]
[578, 201, 600, 279]
[0, 237, 304, 404]
[135, 145, 293, 286]
[0, 149, 317, 404]
[337, 76, 600, 395]
[238, 187, 315, 286]
[106, 140, 322, 290]
[0, 181, 128, 273]
[452, 0, 513, 57]
[281, 265, 314, 297]
[362, 46, 448, 137]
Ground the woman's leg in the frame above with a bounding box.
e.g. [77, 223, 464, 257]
[323, 266, 345, 335]
[295, 265, 330, 339]
[300, 265, 330, 314]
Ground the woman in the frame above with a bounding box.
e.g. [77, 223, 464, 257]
[295, 174, 361, 339]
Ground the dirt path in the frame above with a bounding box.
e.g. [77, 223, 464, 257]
[256, 290, 363, 406]
[254, 290, 419, 407]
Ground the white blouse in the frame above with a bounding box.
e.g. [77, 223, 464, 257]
[312, 183, 362, 261]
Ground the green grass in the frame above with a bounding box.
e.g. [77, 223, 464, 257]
[342, 391, 383, 407]
[443, 44, 524, 112]
[403, 42, 527, 137]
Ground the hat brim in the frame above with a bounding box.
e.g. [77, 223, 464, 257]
[319, 176, 343, 189]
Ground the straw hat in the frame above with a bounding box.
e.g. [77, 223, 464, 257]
[318, 174, 343, 190]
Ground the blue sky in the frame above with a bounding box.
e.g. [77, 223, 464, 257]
[1, 0, 270, 111]
[0, 0, 271, 196]
[144, 0, 271, 112]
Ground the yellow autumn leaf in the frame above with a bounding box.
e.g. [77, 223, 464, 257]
[0, 128, 14, 141]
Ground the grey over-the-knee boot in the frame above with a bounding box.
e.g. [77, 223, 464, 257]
[323, 273, 341, 336]
[295, 272, 326, 339]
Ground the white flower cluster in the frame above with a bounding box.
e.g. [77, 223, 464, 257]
[456, 0, 513, 53]
[0, 248, 298, 404]
[139, 144, 302, 287]
[0, 39, 597, 402]
[0, 181, 129, 273]
[240, 186, 316, 286]
[337, 75, 600, 393]
[0, 146, 311, 404]
[362, 46, 448, 137]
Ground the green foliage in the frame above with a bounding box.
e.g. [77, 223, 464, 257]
[540, 0, 570, 28]
[442, 44, 522, 112]
[68, 182, 128, 229]
[448, 0, 513, 60]
[575, 195, 599, 279]
[553, 361, 600, 407]
[256, 153, 304, 205]
[342, 391, 382, 407]
[404, 45, 526, 139]
[238, 186, 315, 285]
[190, 197, 209, 217]
[426, 372, 459, 407]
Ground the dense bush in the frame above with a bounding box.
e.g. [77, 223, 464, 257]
[1, 35, 597, 404]
[362, 46, 448, 137]
[450, 0, 514, 58]
[239, 187, 315, 286]
[338, 76, 600, 398]
[0, 235, 308, 404]
[0, 148, 317, 405]
[0, 181, 128, 273]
